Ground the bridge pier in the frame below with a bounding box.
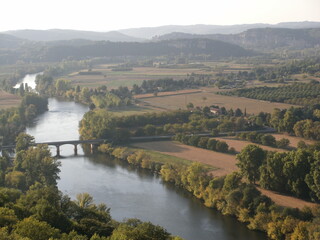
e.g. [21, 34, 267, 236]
[56, 145, 60, 157]
[74, 144, 78, 155]
[90, 144, 94, 154]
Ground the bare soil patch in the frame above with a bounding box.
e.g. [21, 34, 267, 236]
[0, 90, 21, 109]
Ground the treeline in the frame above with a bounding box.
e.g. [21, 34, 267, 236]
[0, 133, 182, 240]
[97, 144, 320, 240]
[79, 108, 260, 142]
[247, 105, 320, 141]
[132, 73, 213, 94]
[173, 134, 235, 154]
[0, 93, 48, 145]
[236, 132, 290, 149]
[220, 82, 320, 105]
[237, 143, 320, 203]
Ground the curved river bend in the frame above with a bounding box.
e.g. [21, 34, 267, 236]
[25, 76, 266, 240]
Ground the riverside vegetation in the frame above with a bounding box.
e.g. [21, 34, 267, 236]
[0, 132, 183, 240]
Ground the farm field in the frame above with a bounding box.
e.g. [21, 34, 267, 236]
[133, 140, 238, 177]
[0, 90, 21, 109]
[134, 89, 202, 99]
[133, 140, 317, 209]
[138, 88, 297, 114]
[64, 65, 215, 89]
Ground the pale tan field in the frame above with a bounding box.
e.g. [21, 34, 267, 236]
[0, 90, 21, 109]
[134, 89, 202, 99]
[133, 140, 317, 209]
[212, 136, 288, 153]
[139, 88, 297, 114]
[271, 133, 316, 148]
[65, 66, 215, 89]
[132, 140, 238, 177]
[292, 73, 320, 83]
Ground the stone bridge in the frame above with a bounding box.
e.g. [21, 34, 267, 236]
[1, 139, 107, 156]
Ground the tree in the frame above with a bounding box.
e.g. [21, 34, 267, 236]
[19, 83, 25, 97]
[276, 138, 290, 149]
[216, 141, 229, 153]
[207, 139, 218, 150]
[197, 137, 209, 149]
[261, 135, 276, 147]
[236, 145, 266, 184]
[89, 103, 96, 111]
[15, 133, 35, 152]
[14, 145, 60, 187]
[13, 217, 60, 240]
[5, 171, 27, 190]
[259, 152, 287, 192]
[186, 102, 194, 109]
[234, 108, 243, 117]
[75, 193, 94, 209]
[109, 219, 170, 240]
[0, 207, 18, 227]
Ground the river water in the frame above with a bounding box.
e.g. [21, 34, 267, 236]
[14, 72, 42, 90]
[25, 77, 266, 240]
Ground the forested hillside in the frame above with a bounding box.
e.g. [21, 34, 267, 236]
[155, 28, 320, 51]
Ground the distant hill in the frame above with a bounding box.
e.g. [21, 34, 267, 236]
[42, 38, 255, 62]
[0, 34, 26, 49]
[153, 28, 320, 51]
[119, 21, 320, 39]
[0, 38, 255, 64]
[4, 29, 144, 42]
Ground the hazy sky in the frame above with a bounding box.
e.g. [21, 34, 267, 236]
[1, 0, 319, 31]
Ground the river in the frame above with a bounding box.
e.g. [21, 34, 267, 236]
[25, 75, 266, 240]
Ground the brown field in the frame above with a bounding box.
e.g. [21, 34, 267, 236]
[139, 88, 297, 114]
[133, 140, 317, 209]
[212, 136, 288, 153]
[0, 90, 21, 109]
